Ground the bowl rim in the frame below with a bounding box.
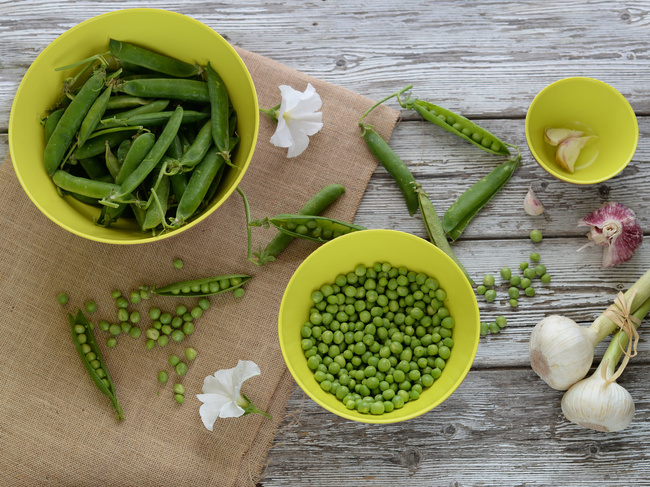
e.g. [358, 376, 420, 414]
[278, 228, 480, 424]
[524, 76, 638, 185]
[8, 8, 259, 244]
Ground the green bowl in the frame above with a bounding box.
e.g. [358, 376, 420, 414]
[278, 229, 480, 424]
[8, 9, 258, 244]
[525, 77, 638, 185]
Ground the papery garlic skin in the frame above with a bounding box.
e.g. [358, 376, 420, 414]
[523, 187, 545, 216]
[578, 202, 643, 268]
[529, 315, 599, 390]
[561, 370, 635, 432]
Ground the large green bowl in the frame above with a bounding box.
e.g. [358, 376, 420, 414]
[8, 8, 258, 243]
[278, 229, 480, 424]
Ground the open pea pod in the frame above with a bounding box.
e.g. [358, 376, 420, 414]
[403, 98, 512, 157]
[269, 214, 366, 243]
[69, 309, 123, 421]
[149, 274, 251, 297]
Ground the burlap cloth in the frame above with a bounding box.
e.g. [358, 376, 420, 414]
[0, 47, 398, 486]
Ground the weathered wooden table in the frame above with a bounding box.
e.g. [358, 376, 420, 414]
[2, 2, 649, 485]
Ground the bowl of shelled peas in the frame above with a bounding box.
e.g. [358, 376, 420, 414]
[8, 8, 259, 244]
[278, 229, 480, 424]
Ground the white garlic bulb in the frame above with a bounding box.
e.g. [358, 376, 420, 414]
[561, 363, 635, 432]
[529, 315, 599, 390]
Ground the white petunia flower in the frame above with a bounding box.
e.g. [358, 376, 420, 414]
[196, 360, 270, 431]
[267, 83, 323, 158]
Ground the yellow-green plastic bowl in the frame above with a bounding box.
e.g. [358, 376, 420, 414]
[8, 9, 258, 244]
[525, 77, 638, 185]
[278, 229, 480, 424]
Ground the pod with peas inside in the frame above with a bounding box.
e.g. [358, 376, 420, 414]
[278, 229, 479, 424]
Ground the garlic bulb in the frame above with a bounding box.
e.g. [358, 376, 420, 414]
[578, 202, 643, 268]
[523, 187, 545, 216]
[529, 315, 599, 390]
[561, 360, 635, 432]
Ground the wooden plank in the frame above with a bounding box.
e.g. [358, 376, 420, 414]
[1, 0, 649, 128]
[262, 366, 650, 486]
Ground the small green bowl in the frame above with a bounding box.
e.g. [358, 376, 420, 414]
[9, 9, 258, 244]
[278, 229, 480, 424]
[525, 77, 638, 185]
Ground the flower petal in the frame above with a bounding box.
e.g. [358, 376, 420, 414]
[218, 401, 247, 418]
[231, 360, 261, 386]
[270, 118, 293, 149]
[197, 395, 230, 431]
[286, 130, 311, 158]
[202, 372, 235, 397]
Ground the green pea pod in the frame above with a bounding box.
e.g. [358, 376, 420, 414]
[179, 119, 213, 169]
[78, 85, 112, 148]
[69, 309, 123, 420]
[105, 105, 183, 204]
[109, 39, 200, 78]
[100, 99, 170, 128]
[142, 174, 170, 231]
[360, 123, 418, 216]
[149, 274, 251, 297]
[73, 130, 133, 160]
[173, 146, 226, 225]
[413, 183, 473, 285]
[106, 95, 153, 110]
[78, 157, 111, 181]
[269, 214, 366, 243]
[442, 156, 522, 241]
[116, 139, 132, 165]
[115, 132, 156, 184]
[261, 183, 346, 262]
[206, 63, 230, 159]
[104, 143, 120, 180]
[408, 99, 511, 156]
[118, 110, 209, 127]
[44, 109, 65, 143]
[52, 170, 120, 199]
[118, 78, 209, 103]
[44, 67, 106, 176]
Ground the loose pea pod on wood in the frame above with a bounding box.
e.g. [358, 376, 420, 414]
[69, 309, 123, 421]
[413, 183, 474, 285]
[109, 39, 201, 78]
[266, 214, 366, 243]
[399, 96, 514, 156]
[359, 123, 419, 216]
[442, 155, 522, 241]
[144, 274, 251, 297]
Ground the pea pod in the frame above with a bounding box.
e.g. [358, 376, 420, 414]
[262, 183, 346, 262]
[118, 78, 209, 103]
[206, 63, 230, 158]
[52, 170, 120, 199]
[142, 173, 170, 231]
[115, 110, 209, 128]
[103, 105, 183, 205]
[78, 157, 112, 182]
[78, 85, 112, 147]
[100, 99, 170, 128]
[69, 309, 123, 420]
[44, 109, 65, 143]
[413, 183, 473, 285]
[178, 119, 213, 169]
[442, 155, 522, 241]
[109, 39, 200, 78]
[360, 123, 418, 216]
[73, 130, 134, 160]
[44, 67, 106, 176]
[403, 97, 512, 156]
[269, 214, 366, 243]
[106, 95, 153, 110]
[148, 274, 251, 297]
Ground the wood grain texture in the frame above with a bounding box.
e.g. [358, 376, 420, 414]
[1, 1, 649, 486]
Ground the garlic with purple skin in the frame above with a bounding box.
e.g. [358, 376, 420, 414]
[523, 187, 545, 216]
[578, 202, 643, 268]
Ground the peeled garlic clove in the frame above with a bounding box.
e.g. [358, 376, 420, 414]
[561, 371, 635, 432]
[543, 127, 584, 146]
[578, 202, 643, 268]
[555, 135, 597, 173]
[529, 315, 599, 390]
[523, 187, 545, 216]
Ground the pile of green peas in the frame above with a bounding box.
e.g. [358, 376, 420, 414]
[159, 349, 196, 404]
[302, 262, 455, 415]
[145, 298, 210, 348]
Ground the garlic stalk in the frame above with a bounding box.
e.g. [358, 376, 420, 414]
[561, 296, 650, 432]
[529, 267, 650, 390]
